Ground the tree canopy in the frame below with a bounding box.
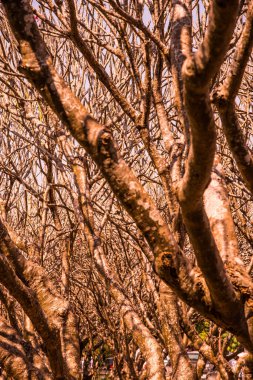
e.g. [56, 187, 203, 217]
[0, 0, 252, 379]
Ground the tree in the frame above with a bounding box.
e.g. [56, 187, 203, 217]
[0, 0, 252, 379]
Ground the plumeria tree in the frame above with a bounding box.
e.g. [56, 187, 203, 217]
[0, 0, 252, 379]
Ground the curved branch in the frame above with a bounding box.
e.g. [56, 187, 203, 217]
[176, 0, 242, 328]
[0, 219, 80, 380]
[0, 0, 205, 312]
[0, 317, 52, 380]
[214, 1, 253, 194]
[4, 0, 253, 352]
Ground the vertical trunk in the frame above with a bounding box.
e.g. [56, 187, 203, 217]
[196, 355, 206, 379]
[71, 155, 166, 380]
[158, 282, 196, 379]
[145, 262, 196, 379]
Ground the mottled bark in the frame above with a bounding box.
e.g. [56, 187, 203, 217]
[72, 152, 166, 380]
[1, 0, 209, 315]
[95, 250, 166, 380]
[158, 282, 196, 379]
[204, 161, 239, 262]
[0, 317, 52, 380]
[2, 0, 253, 359]
[214, 1, 253, 193]
[204, 162, 253, 349]
[0, 286, 22, 336]
[177, 0, 249, 342]
[0, 219, 80, 380]
[182, 317, 235, 380]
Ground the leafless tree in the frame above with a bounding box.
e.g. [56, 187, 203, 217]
[0, 0, 252, 379]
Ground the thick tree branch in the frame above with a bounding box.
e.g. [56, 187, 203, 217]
[183, 0, 239, 89]
[176, 0, 242, 327]
[4, 0, 253, 353]
[214, 1, 253, 194]
[0, 317, 52, 380]
[71, 151, 166, 380]
[0, 219, 80, 380]
[1, 0, 207, 312]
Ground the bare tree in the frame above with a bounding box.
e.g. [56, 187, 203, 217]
[0, 0, 252, 379]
